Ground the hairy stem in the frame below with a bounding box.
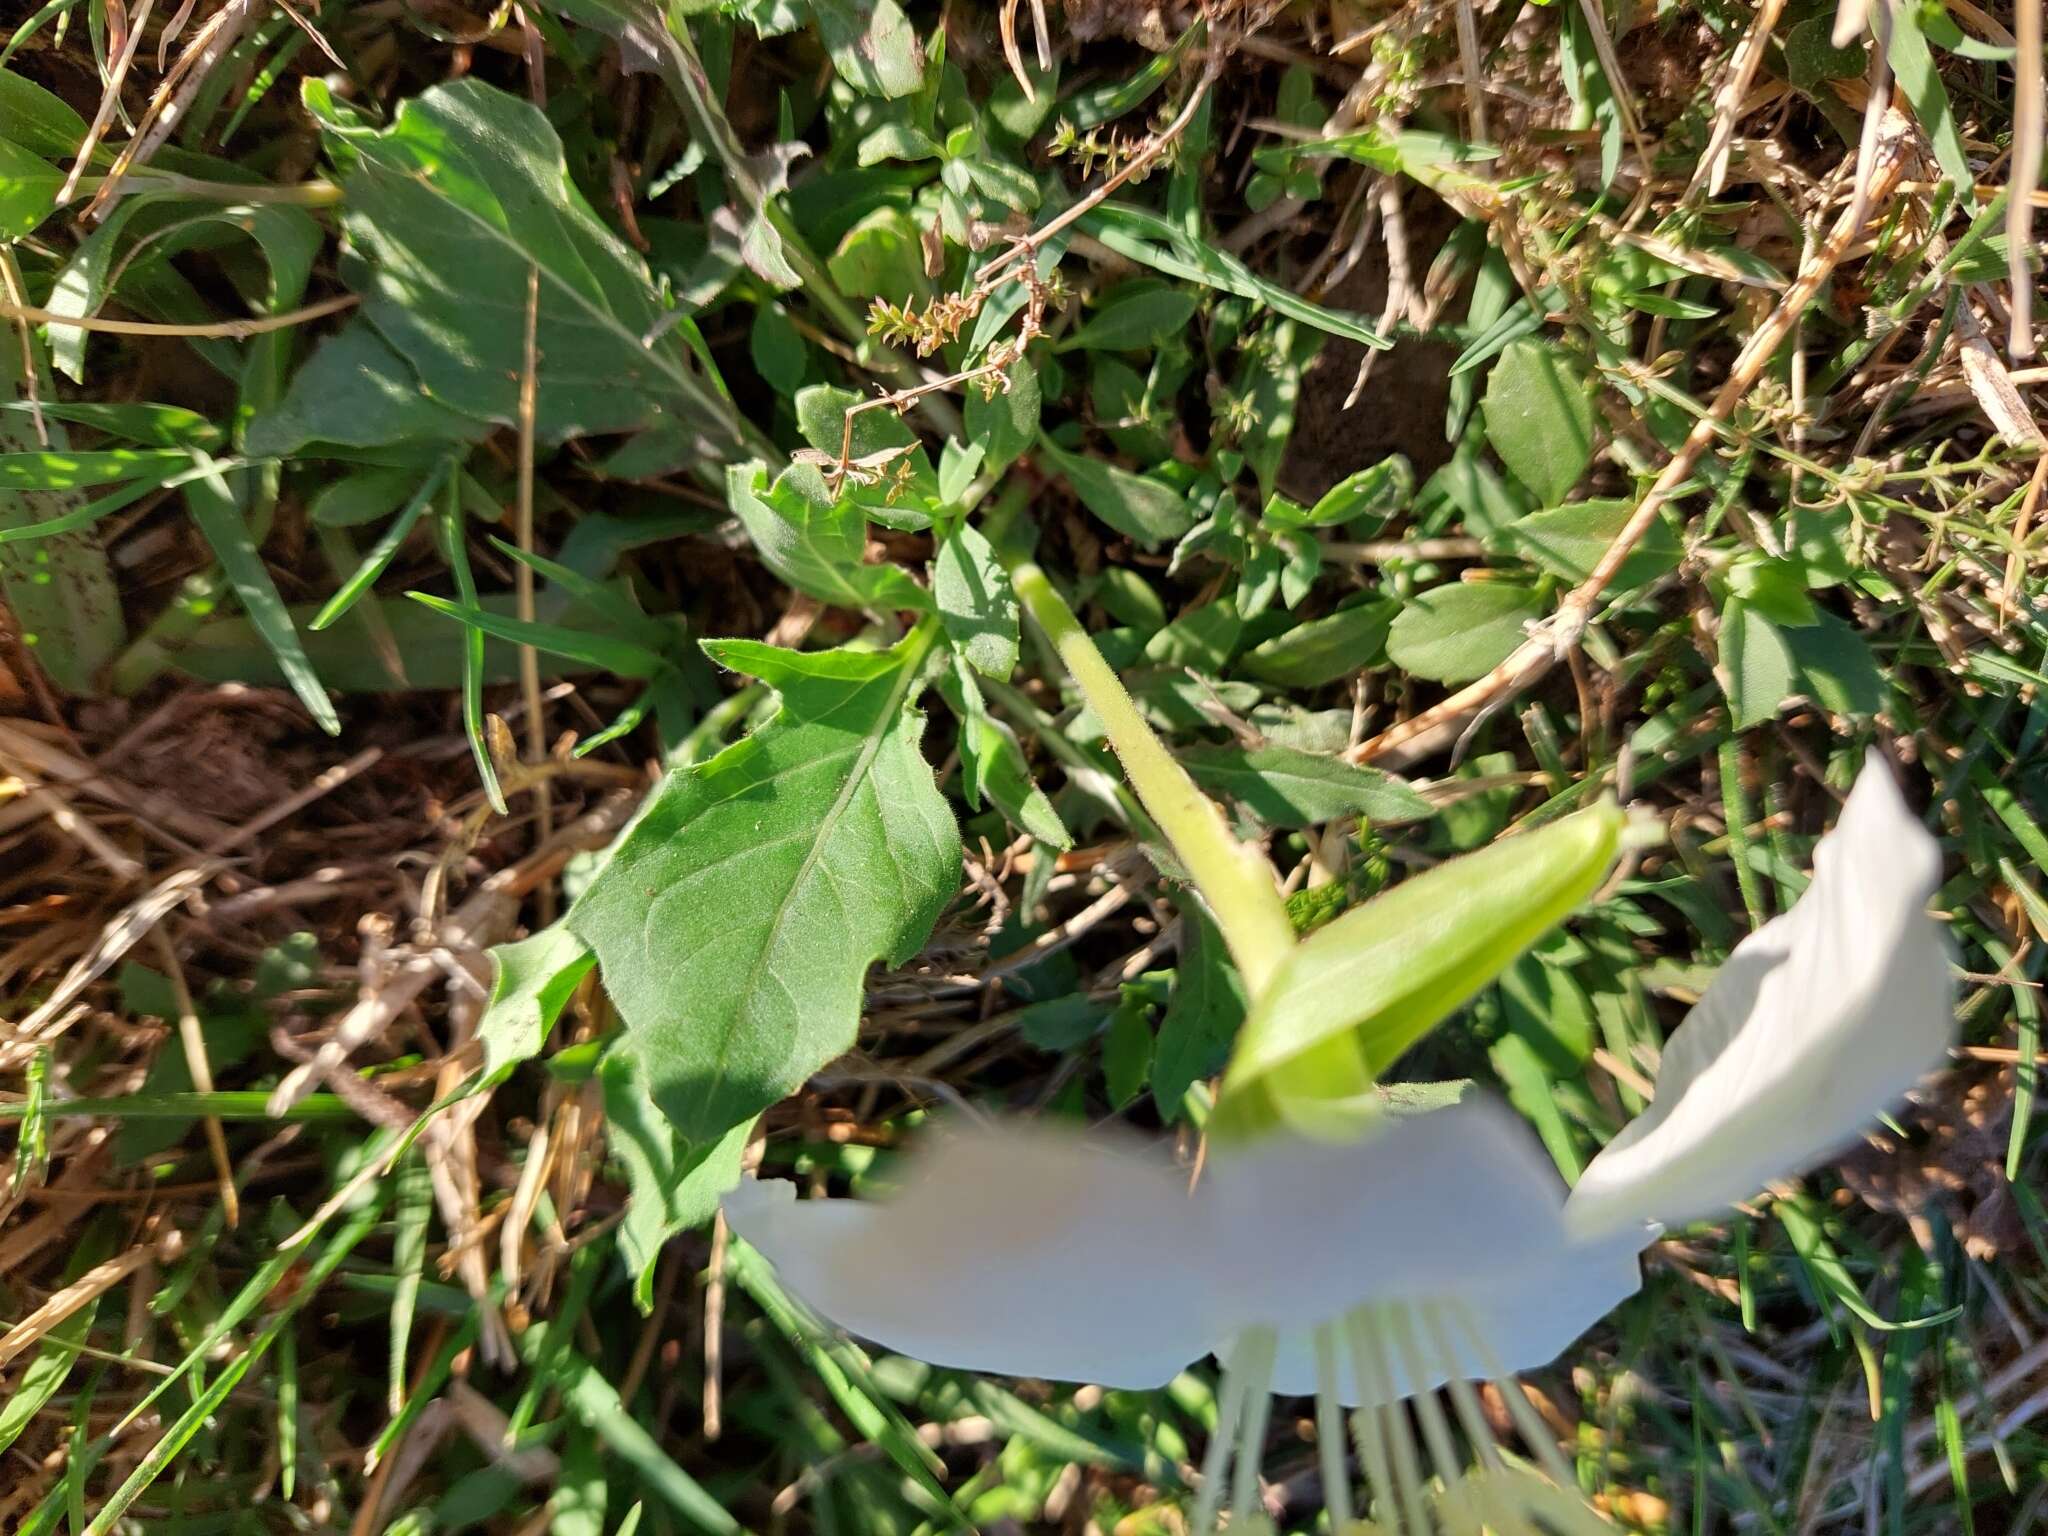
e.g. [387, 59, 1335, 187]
[1011, 562, 1294, 995]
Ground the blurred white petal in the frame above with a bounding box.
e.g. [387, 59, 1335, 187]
[722, 1121, 1216, 1388]
[1261, 1227, 1648, 1405]
[1208, 1097, 1576, 1333]
[1566, 757, 1952, 1237]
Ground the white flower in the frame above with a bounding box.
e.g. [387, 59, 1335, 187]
[725, 761, 1952, 1532]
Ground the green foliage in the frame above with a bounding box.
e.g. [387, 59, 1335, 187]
[1213, 801, 1625, 1142]
[568, 631, 958, 1148]
[10, 0, 2042, 1529]
[1178, 743, 1430, 830]
[307, 77, 743, 449]
[0, 332, 123, 692]
[1480, 338, 1596, 505]
[1386, 581, 1545, 683]
[478, 922, 595, 1085]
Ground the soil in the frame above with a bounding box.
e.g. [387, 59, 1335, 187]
[1277, 192, 1463, 505]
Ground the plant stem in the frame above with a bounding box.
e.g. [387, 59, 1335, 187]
[1011, 562, 1294, 996]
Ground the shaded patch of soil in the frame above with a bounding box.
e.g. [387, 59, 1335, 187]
[1278, 195, 1462, 505]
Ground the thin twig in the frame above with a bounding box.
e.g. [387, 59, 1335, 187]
[150, 929, 239, 1227]
[1349, 108, 1916, 765]
[1, 292, 358, 340]
[2011, 0, 2044, 356]
[514, 264, 554, 921]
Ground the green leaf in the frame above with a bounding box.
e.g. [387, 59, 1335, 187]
[1103, 995, 1154, 1108]
[811, 0, 925, 98]
[173, 585, 634, 693]
[0, 138, 60, 239]
[727, 461, 931, 614]
[1151, 906, 1247, 1120]
[40, 197, 311, 387]
[313, 463, 451, 630]
[1036, 432, 1194, 548]
[793, 382, 940, 521]
[408, 591, 670, 678]
[1181, 743, 1432, 829]
[933, 523, 1018, 679]
[1481, 338, 1596, 504]
[749, 303, 808, 394]
[951, 146, 1041, 212]
[0, 400, 220, 449]
[1783, 17, 1866, 91]
[311, 78, 740, 447]
[1386, 581, 1543, 683]
[1144, 596, 1241, 670]
[828, 206, 931, 302]
[1058, 278, 1200, 352]
[1886, 5, 1972, 193]
[1240, 599, 1395, 688]
[962, 357, 1040, 475]
[0, 1222, 114, 1459]
[0, 337, 124, 692]
[0, 69, 86, 159]
[1236, 319, 1318, 497]
[600, 1045, 753, 1306]
[937, 440, 983, 505]
[858, 121, 942, 164]
[1720, 594, 1796, 729]
[1267, 458, 1415, 532]
[1213, 800, 1625, 1142]
[1786, 610, 1886, 717]
[1082, 202, 1389, 351]
[247, 321, 489, 458]
[0, 449, 193, 490]
[185, 467, 340, 734]
[479, 922, 595, 1085]
[528, 1314, 741, 1534]
[1776, 1195, 1963, 1332]
[309, 466, 436, 528]
[935, 658, 1070, 848]
[567, 630, 959, 1147]
[1501, 497, 1681, 587]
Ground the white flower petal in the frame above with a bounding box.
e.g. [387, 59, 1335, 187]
[1455, 1226, 1651, 1379]
[1207, 1097, 1576, 1333]
[1566, 757, 1953, 1237]
[722, 1121, 1216, 1389]
[1260, 1228, 1649, 1405]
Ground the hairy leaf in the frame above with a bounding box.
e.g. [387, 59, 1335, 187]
[479, 922, 596, 1085]
[727, 462, 930, 614]
[1151, 905, 1247, 1120]
[1036, 433, 1194, 548]
[601, 1045, 753, 1306]
[933, 523, 1019, 679]
[1721, 595, 1796, 729]
[247, 322, 489, 459]
[1240, 599, 1396, 688]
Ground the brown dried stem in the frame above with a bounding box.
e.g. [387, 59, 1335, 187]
[1348, 106, 1917, 766]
